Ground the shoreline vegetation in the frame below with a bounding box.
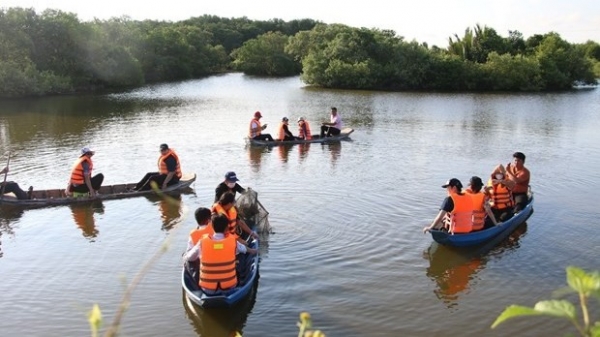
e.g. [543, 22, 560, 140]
[1, 7, 599, 99]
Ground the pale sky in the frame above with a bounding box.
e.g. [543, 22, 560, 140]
[2, 0, 600, 47]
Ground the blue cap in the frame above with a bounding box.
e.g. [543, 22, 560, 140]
[225, 171, 239, 182]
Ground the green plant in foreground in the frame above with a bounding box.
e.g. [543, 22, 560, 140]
[492, 266, 600, 337]
[297, 312, 326, 337]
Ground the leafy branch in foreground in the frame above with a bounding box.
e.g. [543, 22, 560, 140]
[491, 266, 600, 337]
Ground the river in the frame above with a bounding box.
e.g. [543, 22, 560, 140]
[0, 73, 599, 336]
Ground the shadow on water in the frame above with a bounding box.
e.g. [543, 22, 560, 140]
[0, 205, 25, 258]
[182, 278, 259, 337]
[69, 200, 105, 240]
[424, 222, 529, 308]
[143, 193, 185, 231]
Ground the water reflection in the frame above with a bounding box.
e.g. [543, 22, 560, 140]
[322, 141, 342, 167]
[69, 201, 105, 240]
[424, 223, 528, 308]
[182, 281, 258, 337]
[152, 194, 184, 231]
[298, 143, 310, 162]
[0, 206, 24, 258]
[247, 146, 269, 172]
[277, 144, 294, 163]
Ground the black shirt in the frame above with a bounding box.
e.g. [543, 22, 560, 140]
[214, 182, 245, 202]
[440, 196, 454, 212]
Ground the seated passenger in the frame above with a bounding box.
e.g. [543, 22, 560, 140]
[423, 178, 474, 234]
[505, 152, 530, 212]
[486, 165, 515, 222]
[185, 214, 257, 293]
[212, 192, 259, 241]
[184, 207, 214, 280]
[297, 117, 312, 140]
[249, 111, 274, 141]
[0, 167, 33, 199]
[277, 117, 297, 141]
[464, 176, 497, 230]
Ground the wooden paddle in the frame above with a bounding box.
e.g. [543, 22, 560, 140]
[0, 151, 12, 200]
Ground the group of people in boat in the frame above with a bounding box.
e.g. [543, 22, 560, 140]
[0, 143, 183, 200]
[423, 152, 531, 234]
[183, 171, 259, 294]
[248, 106, 343, 142]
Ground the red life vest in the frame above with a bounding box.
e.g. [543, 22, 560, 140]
[199, 235, 237, 290]
[157, 149, 182, 178]
[70, 156, 93, 185]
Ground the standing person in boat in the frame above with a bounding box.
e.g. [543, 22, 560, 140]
[277, 117, 297, 141]
[505, 152, 530, 213]
[464, 176, 497, 230]
[67, 147, 104, 197]
[485, 165, 515, 222]
[212, 192, 259, 241]
[249, 111, 274, 141]
[0, 167, 32, 199]
[133, 143, 182, 191]
[297, 116, 312, 140]
[320, 107, 343, 138]
[184, 213, 257, 293]
[214, 171, 245, 203]
[423, 178, 475, 234]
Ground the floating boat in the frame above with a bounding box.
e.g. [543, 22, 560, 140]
[428, 191, 534, 247]
[246, 127, 354, 146]
[182, 239, 259, 308]
[0, 173, 196, 208]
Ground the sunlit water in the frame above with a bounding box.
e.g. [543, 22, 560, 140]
[0, 73, 599, 336]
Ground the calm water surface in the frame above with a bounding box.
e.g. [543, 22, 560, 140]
[0, 73, 599, 336]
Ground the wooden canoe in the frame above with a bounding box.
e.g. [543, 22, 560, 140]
[0, 173, 196, 208]
[246, 127, 354, 146]
[428, 190, 534, 247]
[182, 238, 259, 308]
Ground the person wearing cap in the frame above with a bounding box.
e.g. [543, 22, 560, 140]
[423, 178, 475, 234]
[212, 192, 260, 241]
[464, 176, 497, 230]
[486, 165, 515, 222]
[214, 171, 246, 202]
[297, 116, 312, 140]
[505, 152, 530, 212]
[277, 117, 297, 141]
[249, 111, 274, 141]
[133, 143, 182, 191]
[0, 166, 33, 199]
[68, 147, 104, 197]
[320, 107, 343, 138]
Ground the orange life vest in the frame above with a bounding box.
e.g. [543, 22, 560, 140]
[298, 120, 312, 140]
[157, 149, 182, 179]
[70, 156, 93, 185]
[488, 180, 514, 210]
[464, 188, 486, 231]
[277, 122, 286, 141]
[249, 119, 262, 138]
[189, 224, 214, 245]
[199, 235, 237, 290]
[212, 203, 239, 236]
[444, 192, 474, 234]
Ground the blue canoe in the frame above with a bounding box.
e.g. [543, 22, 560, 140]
[182, 239, 259, 308]
[429, 193, 534, 247]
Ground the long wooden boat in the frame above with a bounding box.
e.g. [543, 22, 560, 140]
[247, 127, 354, 146]
[0, 173, 196, 208]
[429, 191, 534, 247]
[182, 239, 259, 308]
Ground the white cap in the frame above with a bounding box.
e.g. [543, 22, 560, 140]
[298, 116, 305, 122]
[81, 147, 95, 155]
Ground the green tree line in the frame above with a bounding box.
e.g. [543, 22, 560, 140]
[1, 7, 599, 98]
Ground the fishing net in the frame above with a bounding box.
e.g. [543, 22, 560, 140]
[236, 187, 272, 234]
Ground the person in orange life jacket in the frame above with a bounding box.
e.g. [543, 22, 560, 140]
[215, 171, 246, 203]
[68, 147, 104, 197]
[184, 207, 214, 280]
[133, 143, 181, 191]
[297, 116, 312, 140]
[485, 165, 515, 222]
[505, 152, 530, 212]
[320, 107, 343, 138]
[0, 166, 33, 199]
[464, 176, 497, 230]
[213, 192, 259, 241]
[249, 111, 274, 141]
[277, 117, 298, 141]
[423, 178, 475, 234]
[184, 214, 257, 293]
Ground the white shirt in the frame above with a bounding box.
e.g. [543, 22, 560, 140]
[184, 233, 247, 261]
[331, 113, 342, 129]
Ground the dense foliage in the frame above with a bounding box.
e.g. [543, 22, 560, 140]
[0, 7, 598, 97]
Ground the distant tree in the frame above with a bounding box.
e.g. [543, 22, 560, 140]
[231, 31, 300, 76]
